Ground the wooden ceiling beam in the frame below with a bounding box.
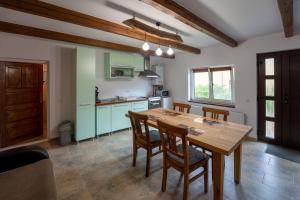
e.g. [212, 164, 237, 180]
[141, 0, 238, 47]
[0, 0, 200, 54]
[123, 18, 183, 43]
[277, 0, 293, 37]
[0, 21, 174, 59]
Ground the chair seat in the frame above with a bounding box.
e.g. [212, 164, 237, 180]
[168, 144, 209, 167]
[142, 130, 161, 143]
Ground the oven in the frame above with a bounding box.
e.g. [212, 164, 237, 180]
[148, 96, 162, 109]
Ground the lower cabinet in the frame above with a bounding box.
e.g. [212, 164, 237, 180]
[131, 101, 148, 112]
[76, 105, 95, 141]
[96, 100, 148, 134]
[111, 103, 131, 132]
[96, 105, 111, 136]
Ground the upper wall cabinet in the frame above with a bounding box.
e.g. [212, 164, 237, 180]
[110, 52, 133, 67]
[132, 53, 145, 72]
[104, 51, 144, 80]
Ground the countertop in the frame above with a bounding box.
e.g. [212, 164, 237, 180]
[96, 98, 148, 106]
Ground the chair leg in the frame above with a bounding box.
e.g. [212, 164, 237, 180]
[145, 148, 151, 177]
[204, 162, 208, 193]
[162, 160, 168, 192]
[178, 172, 183, 184]
[183, 170, 189, 200]
[132, 144, 137, 167]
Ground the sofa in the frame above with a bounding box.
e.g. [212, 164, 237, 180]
[0, 146, 57, 200]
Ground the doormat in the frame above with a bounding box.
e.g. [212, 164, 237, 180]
[265, 144, 300, 164]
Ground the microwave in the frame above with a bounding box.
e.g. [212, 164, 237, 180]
[156, 90, 169, 97]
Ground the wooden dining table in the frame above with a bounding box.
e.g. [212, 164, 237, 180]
[137, 108, 253, 200]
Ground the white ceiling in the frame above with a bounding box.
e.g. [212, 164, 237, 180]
[0, 0, 299, 52]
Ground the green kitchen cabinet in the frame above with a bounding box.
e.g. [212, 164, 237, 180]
[96, 105, 112, 135]
[131, 101, 148, 112]
[104, 51, 145, 79]
[132, 54, 144, 72]
[75, 47, 96, 142]
[105, 51, 133, 68]
[110, 51, 133, 66]
[111, 103, 131, 131]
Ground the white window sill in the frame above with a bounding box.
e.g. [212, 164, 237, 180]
[189, 99, 235, 108]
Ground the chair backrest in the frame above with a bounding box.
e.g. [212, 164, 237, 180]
[157, 120, 188, 161]
[202, 107, 229, 121]
[128, 111, 150, 142]
[173, 102, 191, 113]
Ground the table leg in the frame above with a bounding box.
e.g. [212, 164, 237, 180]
[234, 144, 242, 184]
[212, 152, 224, 200]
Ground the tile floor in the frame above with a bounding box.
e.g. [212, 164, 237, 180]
[39, 130, 300, 200]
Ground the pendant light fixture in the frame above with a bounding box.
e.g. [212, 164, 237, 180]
[142, 32, 150, 51]
[167, 45, 174, 55]
[156, 45, 163, 56]
[155, 22, 163, 56]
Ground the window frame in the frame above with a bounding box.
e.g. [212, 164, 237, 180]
[189, 66, 235, 107]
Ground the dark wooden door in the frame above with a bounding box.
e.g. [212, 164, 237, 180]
[282, 51, 300, 149]
[258, 53, 282, 145]
[0, 62, 43, 147]
[258, 49, 300, 150]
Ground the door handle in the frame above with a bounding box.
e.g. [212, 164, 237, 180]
[80, 103, 91, 106]
[283, 95, 289, 104]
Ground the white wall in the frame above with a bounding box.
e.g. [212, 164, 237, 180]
[0, 32, 152, 139]
[156, 32, 300, 138]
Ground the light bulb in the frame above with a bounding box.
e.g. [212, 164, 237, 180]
[155, 47, 162, 56]
[167, 46, 174, 55]
[142, 42, 150, 51]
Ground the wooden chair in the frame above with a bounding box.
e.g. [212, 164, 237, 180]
[201, 107, 230, 157]
[128, 111, 162, 177]
[173, 102, 191, 113]
[157, 120, 209, 200]
[202, 106, 229, 121]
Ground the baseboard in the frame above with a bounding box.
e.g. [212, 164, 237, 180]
[245, 136, 257, 142]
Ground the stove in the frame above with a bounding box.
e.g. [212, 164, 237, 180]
[148, 96, 162, 109]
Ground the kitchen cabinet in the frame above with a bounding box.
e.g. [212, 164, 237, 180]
[75, 47, 96, 141]
[131, 101, 148, 112]
[132, 54, 144, 72]
[111, 103, 131, 131]
[96, 100, 148, 134]
[104, 52, 145, 79]
[110, 52, 133, 66]
[96, 105, 112, 135]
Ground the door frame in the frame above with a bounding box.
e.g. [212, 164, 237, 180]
[0, 58, 49, 146]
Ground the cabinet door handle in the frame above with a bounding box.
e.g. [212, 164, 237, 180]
[80, 104, 91, 106]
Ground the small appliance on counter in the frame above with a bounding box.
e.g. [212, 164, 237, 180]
[156, 89, 169, 97]
[95, 86, 100, 102]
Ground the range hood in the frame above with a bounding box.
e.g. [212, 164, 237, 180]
[138, 56, 159, 78]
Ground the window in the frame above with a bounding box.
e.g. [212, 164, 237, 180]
[190, 67, 235, 106]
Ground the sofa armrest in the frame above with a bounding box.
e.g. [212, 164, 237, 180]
[0, 146, 49, 173]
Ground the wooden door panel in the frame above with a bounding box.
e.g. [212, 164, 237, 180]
[6, 66, 21, 88]
[0, 62, 43, 147]
[22, 65, 37, 88]
[257, 53, 282, 144]
[6, 107, 38, 122]
[6, 92, 38, 106]
[5, 118, 39, 141]
[286, 53, 300, 149]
